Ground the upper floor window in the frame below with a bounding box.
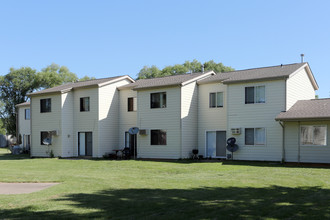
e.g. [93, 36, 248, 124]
[151, 129, 167, 145]
[150, 92, 166, 109]
[209, 92, 223, 108]
[245, 128, 266, 146]
[245, 86, 265, 104]
[300, 125, 327, 146]
[25, 109, 30, 120]
[128, 97, 137, 112]
[40, 98, 51, 113]
[80, 97, 90, 112]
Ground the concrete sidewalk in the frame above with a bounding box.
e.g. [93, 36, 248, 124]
[0, 183, 59, 194]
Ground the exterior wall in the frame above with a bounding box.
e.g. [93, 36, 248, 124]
[61, 92, 74, 157]
[284, 121, 330, 163]
[227, 80, 286, 161]
[198, 82, 227, 156]
[98, 79, 132, 157]
[181, 82, 198, 158]
[31, 94, 62, 157]
[17, 106, 31, 148]
[286, 67, 315, 110]
[137, 87, 181, 159]
[73, 87, 99, 157]
[119, 89, 137, 149]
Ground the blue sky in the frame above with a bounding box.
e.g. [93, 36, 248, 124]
[1, 0, 329, 97]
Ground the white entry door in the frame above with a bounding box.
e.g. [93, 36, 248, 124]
[79, 133, 86, 156]
[206, 131, 226, 157]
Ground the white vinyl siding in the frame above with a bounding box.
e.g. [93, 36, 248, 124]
[17, 106, 31, 148]
[137, 87, 181, 159]
[227, 80, 285, 161]
[284, 121, 330, 163]
[61, 92, 74, 157]
[286, 67, 316, 110]
[31, 94, 62, 157]
[98, 79, 131, 157]
[119, 89, 138, 149]
[198, 83, 227, 156]
[181, 82, 198, 158]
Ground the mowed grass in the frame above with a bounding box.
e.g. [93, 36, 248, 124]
[0, 148, 329, 219]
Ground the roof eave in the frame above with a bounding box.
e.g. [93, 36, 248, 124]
[133, 84, 180, 91]
[98, 75, 135, 87]
[223, 76, 289, 84]
[181, 71, 215, 86]
[275, 117, 330, 122]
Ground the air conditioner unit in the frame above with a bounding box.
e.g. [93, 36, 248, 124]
[50, 130, 59, 136]
[231, 128, 241, 135]
[139, 129, 148, 135]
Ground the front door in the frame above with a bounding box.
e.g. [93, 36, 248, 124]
[206, 131, 226, 157]
[78, 132, 93, 156]
[125, 132, 137, 158]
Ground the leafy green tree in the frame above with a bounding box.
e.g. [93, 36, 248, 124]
[36, 63, 78, 89]
[137, 59, 234, 79]
[79, 76, 96, 81]
[137, 65, 162, 79]
[0, 67, 39, 135]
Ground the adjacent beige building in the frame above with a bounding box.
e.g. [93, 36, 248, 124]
[16, 102, 31, 151]
[19, 62, 329, 163]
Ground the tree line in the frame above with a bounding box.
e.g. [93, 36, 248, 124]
[0, 60, 234, 136]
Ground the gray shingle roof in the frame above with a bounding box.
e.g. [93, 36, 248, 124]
[119, 71, 214, 90]
[198, 63, 313, 85]
[29, 75, 133, 96]
[276, 99, 330, 121]
[15, 101, 30, 107]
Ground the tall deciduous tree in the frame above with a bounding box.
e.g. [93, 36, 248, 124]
[0, 67, 39, 135]
[137, 59, 234, 79]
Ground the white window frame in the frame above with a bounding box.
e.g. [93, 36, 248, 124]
[245, 86, 265, 104]
[300, 125, 327, 146]
[244, 127, 266, 146]
[209, 92, 224, 108]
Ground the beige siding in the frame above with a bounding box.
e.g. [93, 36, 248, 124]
[227, 80, 286, 161]
[181, 82, 198, 158]
[61, 92, 74, 157]
[73, 87, 99, 157]
[286, 67, 315, 110]
[119, 89, 137, 148]
[31, 94, 62, 157]
[137, 87, 181, 159]
[98, 79, 132, 157]
[198, 83, 227, 156]
[284, 121, 330, 163]
[17, 106, 31, 147]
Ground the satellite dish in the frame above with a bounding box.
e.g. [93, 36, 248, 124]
[128, 127, 139, 135]
[226, 144, 239, 152]
[227, 137, 236, 145]
[43, 138, 52, 146]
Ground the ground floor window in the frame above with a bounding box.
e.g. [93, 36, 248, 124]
[245, 128, 265, 146]
[151, 130, 167, 145]
[300, 125, 327, 146]
[40, 132, 51, 145]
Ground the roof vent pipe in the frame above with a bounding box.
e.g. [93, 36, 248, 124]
[300, 54, 304, 63]
[201, 64, 204, 73]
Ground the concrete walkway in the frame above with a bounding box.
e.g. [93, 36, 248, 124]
[0, 183, 59, 194]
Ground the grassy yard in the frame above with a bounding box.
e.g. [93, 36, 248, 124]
[0, 148, 329, 219]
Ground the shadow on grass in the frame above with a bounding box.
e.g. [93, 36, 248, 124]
[1, 186, 329, 219]
[222, 160, 330, 169]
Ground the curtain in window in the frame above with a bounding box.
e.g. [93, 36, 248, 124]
[256, 86, 265, 103]
[245, 128, 254, 145]
[314, 126, 326, 145]
[301, 126, 314, 145]
[209, 93, 216, 108]
[255, 128, 265, 145]
[217, 92, 223, 107]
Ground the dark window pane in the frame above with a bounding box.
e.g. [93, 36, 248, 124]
[128, 97, 134, 111]
[25, 109, 30, 120]
[151, 93, 160, 108]
[162, 93, 166, 108]
[151, 130, 167, 145]
[40, 99, 51, 113]
[245, 87, 254, 104]
[245, 128, 254, 145]
[40, 132, 51, 145]
[209, 93, 216, 108]
[80, 97, 90, 112]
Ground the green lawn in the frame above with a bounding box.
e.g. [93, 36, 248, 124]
[0, 148, 329, 219]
